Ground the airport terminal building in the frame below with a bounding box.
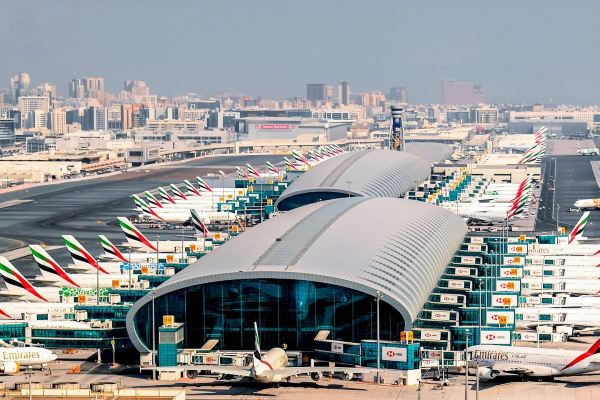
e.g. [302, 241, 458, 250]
[126, 145, 467, 356]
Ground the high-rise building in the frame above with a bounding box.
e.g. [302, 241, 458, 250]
[36, 83, 57, 99]
[82, 107, 108, 131]
[338, 81, 351, 105]
[121, 104, 133, 130]
[0, 118, 16, 147]
[389, 86, 407, 103]
[49, 109, 67, 134]
[10, 72, 30, 103]
[84, 77, 104, 98]
[442, 80, 484, 105]
[69, 77, 104, 98]
[306, 83, 333, 102]
[124, 80, 150, 97]
[18, 96, 50, 128]
[28, 110, 48, 129]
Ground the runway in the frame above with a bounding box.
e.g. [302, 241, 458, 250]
[0, 154, 282, 277]
[536, 139, 600, 237]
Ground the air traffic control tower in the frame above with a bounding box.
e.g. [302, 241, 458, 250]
[389, 105, 405, 151]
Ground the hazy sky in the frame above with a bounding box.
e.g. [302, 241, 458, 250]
[3, 0, 600, 104]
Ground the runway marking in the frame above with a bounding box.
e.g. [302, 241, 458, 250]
[0, 199, 32, 209]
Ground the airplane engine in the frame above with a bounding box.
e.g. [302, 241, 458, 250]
[341, 372, 353, 381]
[478, 367, 499, 380]
[0, 361, 20, 374]
[310, 372, 322, 382]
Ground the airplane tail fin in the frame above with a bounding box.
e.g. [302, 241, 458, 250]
[117, 217, 158, 251]
[159, 187, 176, 204]
[133, 194, 165, 222]
[0, 256, 47, 301]
[184, 180, 202, 196]
[170, 184, 187, 200]
[562, 337, 600, 370]
[145, 191, 163, 208]
[99, 235, 128, 262]
[29, 245, 80, 288]
[190, 210, 209, 238]
[62, 234, 108, 274]
[196, 176, 213, 192]
[266, 161, 279, 175]
[569, 211, 590, 244]
[253, 321, 262, 363]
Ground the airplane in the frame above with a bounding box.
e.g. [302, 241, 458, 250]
[29, 245, 137, 288]
[117, 217, 204, 253]
[0, 345, 57, 374]
[566, 211, 597, 244]
[133, 195, 191, 224]
[523, 265, 600, 279]
[520, 277, 600, 296]
[0, 302, 74, 320]
[514, 307, 600, 333]
[98, 235, 184, 264]
[577, 143, 600, 156]
[152, 322, 371, 383]
[62, 235, 125, 274]
[574, 199, 600, 210]
[469, 337, 600, 381]
[134, 195, 236, 224]
[0, 257, 56, 302]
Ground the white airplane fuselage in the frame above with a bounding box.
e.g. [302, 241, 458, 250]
[252, 348, 289, 383]
[469, 345, 600, 380]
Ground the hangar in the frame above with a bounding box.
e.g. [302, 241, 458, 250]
[126, 197, 467, 355]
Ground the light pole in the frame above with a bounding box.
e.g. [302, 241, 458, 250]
[556, 203, 560, 234]
[151, 288, 156, 380]
[346, 180, 352, 198]
[155, 235, 160, 268]
[475, 360, 480, 400]
[465, 328, 470, 400]
[376, 290, 381, 384]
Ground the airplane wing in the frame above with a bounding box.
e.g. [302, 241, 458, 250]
[267, 366, 373, 380]
[490, 363, 535, 375]
[152, 366, 253, 378]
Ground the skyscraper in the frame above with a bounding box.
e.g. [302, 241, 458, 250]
[389, 86, 407, 103]
[10, 72, 30, 103]
[121, 104, 133, 130]
[70, 77, 105, 98]
[69, 78, 85, 98]
[338, 81, 351, 105]
[442, 80, 484, 105]
[306, 83, 332, 102]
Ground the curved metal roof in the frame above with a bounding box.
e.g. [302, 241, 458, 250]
[275, 147, 451, 211]
[405, 142, 454, 165]
[126, 197, 467, 353]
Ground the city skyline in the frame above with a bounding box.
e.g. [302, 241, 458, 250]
[3, 1, 600, 104]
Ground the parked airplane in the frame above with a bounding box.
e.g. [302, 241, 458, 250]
[469, 337, 600, 380]
[0, 345, 57, 374]
[577, 143, 600, 156]
[153, 322, 371, 383]
[117, 217, 203, 253]
[98, 235, 183, 263]
[133, 195, 191, 224]
[515, 307, 600, 333]
[574, 199, 600, 210]
[521, 277, 600, 295]
[29, 245, 136, 288]
[0, 302, 74, 320]
[0, 257, 55, 302]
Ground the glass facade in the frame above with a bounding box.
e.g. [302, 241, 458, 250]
[277, 192, 352, 211]
[134, 279, 403, 352]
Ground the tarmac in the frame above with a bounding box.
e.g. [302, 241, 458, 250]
[0, 153, 282, 278]
[5, 343, 600, 400]
[536, 139, 600, 236]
